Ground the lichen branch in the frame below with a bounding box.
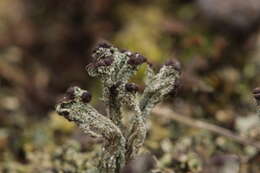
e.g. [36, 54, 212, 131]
[152, 105, 260, 150]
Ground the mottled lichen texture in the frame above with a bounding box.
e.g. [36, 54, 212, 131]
[253, 87, 260, 116]
[55, 42, 181, 173]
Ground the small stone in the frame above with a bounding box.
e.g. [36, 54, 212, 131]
[81, 91, 92, 103]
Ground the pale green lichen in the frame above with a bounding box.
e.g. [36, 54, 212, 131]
[55, 42, 181, 173]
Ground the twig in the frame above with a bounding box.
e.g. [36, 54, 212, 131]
[152, 105, 260, 150]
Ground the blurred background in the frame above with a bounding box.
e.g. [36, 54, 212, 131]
[1, 0, 260, 172]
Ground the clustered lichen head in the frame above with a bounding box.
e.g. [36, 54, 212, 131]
[55, 41, 181, 173]
[56, 86, 92, 122]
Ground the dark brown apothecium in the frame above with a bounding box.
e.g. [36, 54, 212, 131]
[253, 87, 260, 100]
[103, 56, 114, 66]
[110, 81, 122, 96]
[81, 91, 92, 103]
[94, 57, 114, 67]
[66, 86, 76, 99]
[127, 53, 147, 66]
[165, 59, 181, 72]
[92, 41, 112, 54]
[125, 83, 139, 93]
[97, 41, 112, 49]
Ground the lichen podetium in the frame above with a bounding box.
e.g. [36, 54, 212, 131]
[56, 42, 181, 173]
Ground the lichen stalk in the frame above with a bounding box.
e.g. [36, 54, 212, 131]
[56, 87, 126, 172]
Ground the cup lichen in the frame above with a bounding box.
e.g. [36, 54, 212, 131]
[55, 42, 181, 173]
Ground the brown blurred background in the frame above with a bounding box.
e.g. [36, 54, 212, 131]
[1, 0, 260, 172]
